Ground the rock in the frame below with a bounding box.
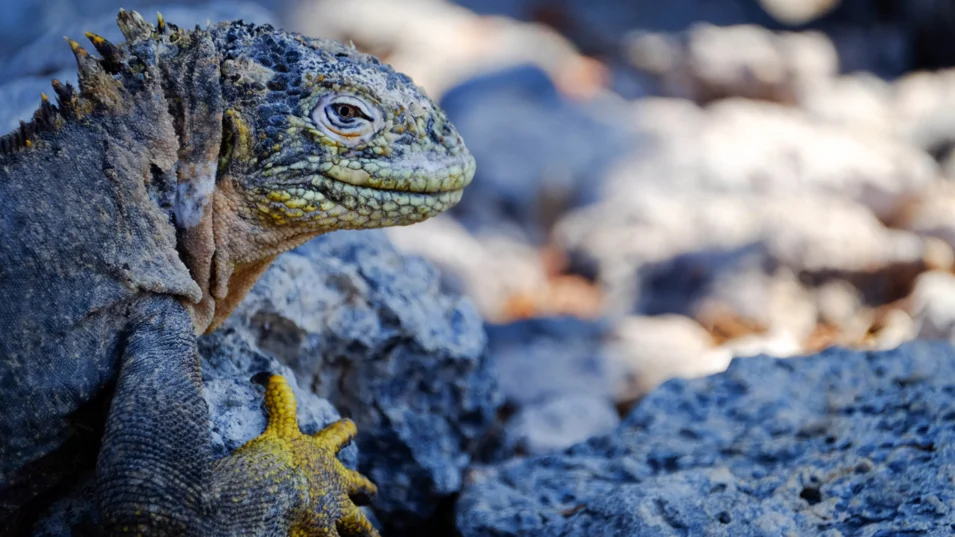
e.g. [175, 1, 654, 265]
[553, 97, 938, 320]
[387, 216, 605, 323]
[557, 189, 929, 320]
[624, 24, 838, 103]
[802, 69, 955, 163]
[198, 329, 354, 464]
[216, 229, 501, 532]
[898, 181, 955, 251]
[718, 329, 804, 359]
[284, 0, 590, 100]
[814, 279, 864, 329]
[506, 395, 620, 455]
[386, 216, 551, 323]
[867, 307, 916, 350]
[798, 72, 895, 136]
[909, 270, 955, 342]
[891, 69, 955, 155]
[438, 65, 633, 243]
[759, 0, 841, 25]
[451, 0, 770, 45]
[486, 316, 622, 456]
[487, 316, 613, 408]
[604, 315, 728, 401]
[604, 98, 938, 220]
[456, 341, 955, 537]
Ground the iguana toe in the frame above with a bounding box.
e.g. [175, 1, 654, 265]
[235, 375, 380, 537]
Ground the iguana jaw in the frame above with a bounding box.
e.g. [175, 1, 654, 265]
[195, 157, 473, 335]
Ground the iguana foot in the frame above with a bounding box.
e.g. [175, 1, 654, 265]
[225, 375, 380, 537]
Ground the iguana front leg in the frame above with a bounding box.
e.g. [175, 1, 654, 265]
[97, 296, 377, 536]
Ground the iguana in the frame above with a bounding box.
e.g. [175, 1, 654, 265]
[0, 9, 475, 536]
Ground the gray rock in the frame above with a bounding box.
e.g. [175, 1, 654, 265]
[285, 0, 587, 102]
[506, 395, 620, 455]
[439, 65, 634, 243]
[218, 229, 501, 531]
[604, 315, 730, 402]
[456, 341, 955, 536]
[199, 327, 355, 465]
[487, 316, 613, 408]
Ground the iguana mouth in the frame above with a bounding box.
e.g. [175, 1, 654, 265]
[263, 152, 476, 196]
[301, 172, 466, 211]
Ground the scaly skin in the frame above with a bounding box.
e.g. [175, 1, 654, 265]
[227, 377, 379, 536]
[0, 9, 474, 536]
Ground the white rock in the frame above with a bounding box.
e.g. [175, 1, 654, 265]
[868, 308, 916, 351]
[758, 0, 841, 25]
[720, 330, 804, 359]
[897, 181, 955, 253]
[604, 315, 730, 401]
[285, 0, 585, 99]
[625, 24, 838, 104]
[386, 216, 549, 322]
[909, 270, 955, 342]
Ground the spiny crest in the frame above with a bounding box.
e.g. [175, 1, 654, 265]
[0, 10, 171, 156]
[0, 93, 61, 156]
[116, 8, 157, 43]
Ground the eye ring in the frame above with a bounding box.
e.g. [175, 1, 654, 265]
[312, 95, 381, 144]
[330, 103, 366, 122]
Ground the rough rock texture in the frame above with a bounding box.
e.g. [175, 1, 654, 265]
[199, 331, 356, 465]
[212, 230, 501, 532]
[457, 341, 955, 536]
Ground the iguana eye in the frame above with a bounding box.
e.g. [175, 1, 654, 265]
[330, 103, 362, 122]
[313, 95, 380, 144]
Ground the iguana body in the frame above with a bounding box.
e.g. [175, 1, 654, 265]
[0, 10, 474, 536]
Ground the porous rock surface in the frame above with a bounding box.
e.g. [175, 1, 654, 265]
[211, 230, 500, 531]
[456, 341, 955, 536]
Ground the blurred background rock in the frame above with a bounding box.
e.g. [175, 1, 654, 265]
[6, 0, 955, 531]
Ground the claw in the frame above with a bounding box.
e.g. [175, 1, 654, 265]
[314, 417, 358, 453]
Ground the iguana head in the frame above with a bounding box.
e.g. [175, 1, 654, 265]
[197, 22, 476, 331]
[27, 12, 474, 332]
[212, 23, 475, 243]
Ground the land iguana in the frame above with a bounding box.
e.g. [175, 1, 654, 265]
[0, 9, 475, 536]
